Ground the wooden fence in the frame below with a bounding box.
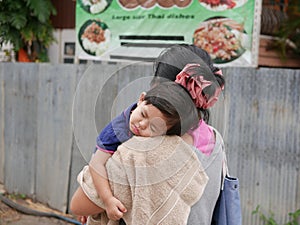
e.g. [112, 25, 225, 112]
[0, 62, 299, 224]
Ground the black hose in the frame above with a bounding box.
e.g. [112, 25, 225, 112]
[0, 193, 82, 225]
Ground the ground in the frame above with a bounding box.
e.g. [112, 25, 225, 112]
[0, 184, 78, 225]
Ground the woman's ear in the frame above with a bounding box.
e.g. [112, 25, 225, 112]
[137, 92, 146, 105]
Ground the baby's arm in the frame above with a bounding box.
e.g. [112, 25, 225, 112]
[89, 150, 127, 220]
[70, 185, 104, 216]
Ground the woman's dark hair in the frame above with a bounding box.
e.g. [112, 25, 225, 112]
[144, 82, 198, 136]
[151, 44, 225, 123]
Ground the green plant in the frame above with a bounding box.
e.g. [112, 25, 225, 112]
[273, 0, 300, 58]
[252, 205, 300, 225]
[0, 0, 57, 62]
[7, 193, 27, 200]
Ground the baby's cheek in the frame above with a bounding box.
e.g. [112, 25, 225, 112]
[151, 127, 168, 137]
[151, 118, 168, 135]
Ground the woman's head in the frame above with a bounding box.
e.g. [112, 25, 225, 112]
[175, 63, 224, 109]
[151, 44, 225, 121]
[153, 44, 217, 80]
[129, 82, 198, 137]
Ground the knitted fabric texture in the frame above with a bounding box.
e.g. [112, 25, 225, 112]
[78, 135, 209, 225]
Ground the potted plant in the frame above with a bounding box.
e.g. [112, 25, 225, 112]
[270, 0, 300, 60]
[272, 0, 300, 59]
[0, 0, 56, 62]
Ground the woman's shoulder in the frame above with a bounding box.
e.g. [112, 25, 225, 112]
[188, 119, 216, 155]
[208, 126, 224, 151]
[192, 126, 224, 171]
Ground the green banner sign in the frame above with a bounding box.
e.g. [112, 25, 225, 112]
[76, 0, 261, 66]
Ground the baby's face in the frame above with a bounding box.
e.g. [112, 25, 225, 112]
[129, 101, 168, 137]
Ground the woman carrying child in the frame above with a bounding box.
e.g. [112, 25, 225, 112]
[71, 80, 209, 224]
[71, 44, 226, 225]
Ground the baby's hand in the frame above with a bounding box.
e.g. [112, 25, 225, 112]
[77, 215, 87, 225]
[105, 196, 127, 221]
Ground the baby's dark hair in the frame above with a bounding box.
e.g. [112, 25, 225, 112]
[143, 82, 198, 136]
[151, 44, 225, 122]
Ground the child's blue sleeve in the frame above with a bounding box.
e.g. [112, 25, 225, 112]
[95, 103, 136, 154]
[96, 122, 121, 153]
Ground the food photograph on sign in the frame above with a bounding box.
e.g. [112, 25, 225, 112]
[79, 0, 112, 14]
[118, 0, 192, 9]
[193, 17, 250, 64]
[76, 0, 259, 66]
[198, 0, 248, 11]
[78, 19, 111, 56]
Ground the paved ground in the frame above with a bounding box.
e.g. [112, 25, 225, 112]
[0, 184, 78, 225]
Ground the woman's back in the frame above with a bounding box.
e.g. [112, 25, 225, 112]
[187, 128, 224, 225]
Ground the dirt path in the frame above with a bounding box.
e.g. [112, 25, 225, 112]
[0, 198, 78, 225]
[0, 185, 78, 225]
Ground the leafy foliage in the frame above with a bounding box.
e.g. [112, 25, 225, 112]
[0, 0, 57, 61]
[273, 0, 300, 57]
[252, 205, 300, 225]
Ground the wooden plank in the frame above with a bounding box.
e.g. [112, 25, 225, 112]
[35, 64, 77, 212]
[258, 56, 300, 68]
[3, 63, 38, 195]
